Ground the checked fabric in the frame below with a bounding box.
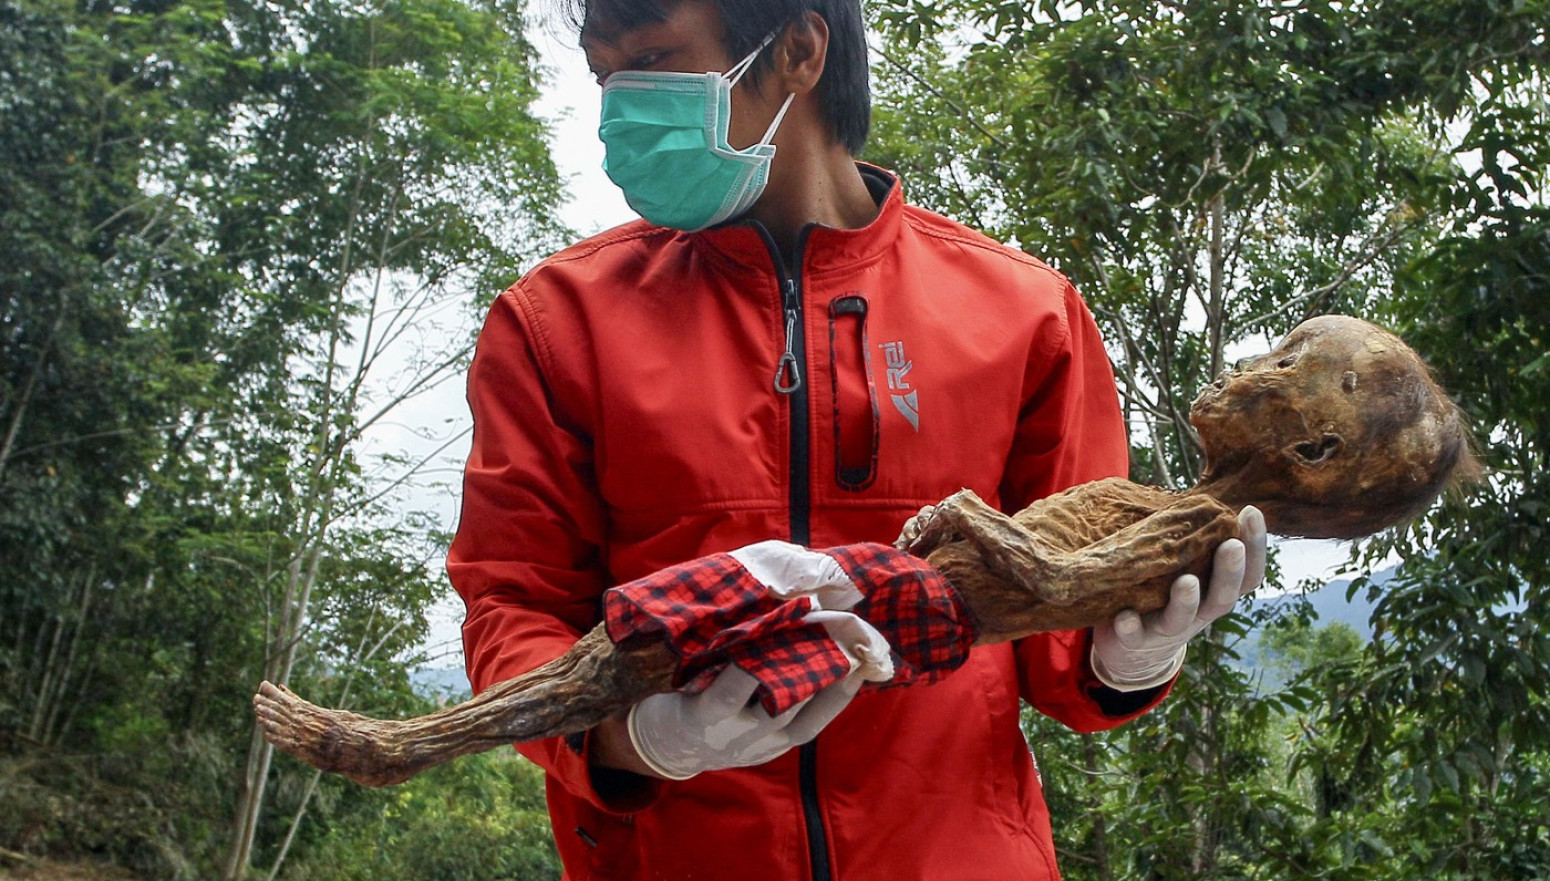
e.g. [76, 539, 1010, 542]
[602, 542, 979, 715]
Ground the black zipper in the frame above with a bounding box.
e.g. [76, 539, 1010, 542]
[752, 225, 814, 546]
[752, 224, 830, 881]
[799, 742, 830, 881]
[778, 274, 812, 549]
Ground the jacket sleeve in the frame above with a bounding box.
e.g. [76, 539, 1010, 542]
[446, 283, 662, 811]
[1001, 276, 1173, 732]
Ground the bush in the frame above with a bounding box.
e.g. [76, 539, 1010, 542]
[281, 750, 560, 881]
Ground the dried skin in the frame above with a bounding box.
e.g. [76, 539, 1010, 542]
[254, 315, 1475, 788]
[1190, 315, 1477, 538]
[904, 481, 1238, 640]
[254, 628, 677, 787]
[907, 317, 1475, 637]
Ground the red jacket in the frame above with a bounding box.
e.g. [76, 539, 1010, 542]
[448, 166, 1167, 881]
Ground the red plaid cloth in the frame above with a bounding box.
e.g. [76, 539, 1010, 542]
[602, 542, 977, 714]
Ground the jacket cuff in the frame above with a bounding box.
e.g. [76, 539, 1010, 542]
[1077, 629, 1175, 721]
[1084, 679, 1172, 717]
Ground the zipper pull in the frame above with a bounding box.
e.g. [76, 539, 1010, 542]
[775, 279, 802, 394]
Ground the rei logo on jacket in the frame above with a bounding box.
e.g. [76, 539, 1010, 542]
[879, 340, 919, 432]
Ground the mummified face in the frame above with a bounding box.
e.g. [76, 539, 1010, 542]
[1189, 315, 1475, 539]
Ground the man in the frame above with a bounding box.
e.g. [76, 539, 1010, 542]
[448, 1, 1267, 878]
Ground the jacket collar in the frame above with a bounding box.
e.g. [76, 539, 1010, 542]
[691, 163, 903, 279]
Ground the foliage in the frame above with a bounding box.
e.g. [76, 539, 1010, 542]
[279, 751, 561, 881]
[1325, 73, 1550, 875]
[0, 0, 563, 876]
[0, 734, 231, 878]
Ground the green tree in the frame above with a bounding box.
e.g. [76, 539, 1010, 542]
[0, 0, 564, 876]
[280, 751, 561, 881]
[1314, 65, 1550, 876]
[870, 0, 1547, 876]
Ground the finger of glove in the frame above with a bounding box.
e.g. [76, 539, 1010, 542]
[778, 673, 863, 746]
[711, 693, 821, 764]
[1237, 505, 1268, 596]
[1152, 574, 1203, 639]
[1107, 608, 1148, 651]
[1197, 540, 1246, 624]
[693, 665, 762, 722]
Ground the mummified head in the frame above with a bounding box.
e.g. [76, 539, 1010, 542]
[1189, 315, 1479, 539]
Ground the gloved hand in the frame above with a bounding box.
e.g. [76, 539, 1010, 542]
[1091, 506, 1267, 691]
[627, 663, 864, 780]
[623, 539, 894, 780]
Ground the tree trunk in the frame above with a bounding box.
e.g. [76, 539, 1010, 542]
[0, 290, 67, 482]
[1081, 733, 1113, 881]
[26, 565, 94, 746]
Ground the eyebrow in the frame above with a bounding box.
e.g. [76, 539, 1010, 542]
[579, 15, 639, 48]
[579, 0, 678, 49]
[579, 29, 617, 50]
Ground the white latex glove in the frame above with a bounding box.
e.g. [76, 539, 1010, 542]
[625, 540, 895, 780]
[1091, 506, 1267, 691]
[627, 664, 864, 780]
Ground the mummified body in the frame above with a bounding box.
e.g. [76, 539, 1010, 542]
[254, 315, 1477, 786]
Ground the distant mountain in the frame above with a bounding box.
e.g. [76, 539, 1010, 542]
[411, 664, 471, 701]
[1231, 564, 1398, 684]
[1266, 564, 1399, 639]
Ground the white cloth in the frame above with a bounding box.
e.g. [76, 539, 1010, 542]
[729, 540, 895, 683]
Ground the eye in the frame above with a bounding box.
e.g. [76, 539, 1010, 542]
[1293, 434, 1343, 464]
[626, 50, 666, 71]
[1277, 354, 1298, 369]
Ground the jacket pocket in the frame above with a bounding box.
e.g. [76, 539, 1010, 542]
[828, 295, 878, 491]
[578, 809, 641, 880]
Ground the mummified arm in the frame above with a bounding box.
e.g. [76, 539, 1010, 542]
[907, 483, 1241, 640]
[253, 626, 678, 787]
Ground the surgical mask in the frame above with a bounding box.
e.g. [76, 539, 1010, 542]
[599, 32, 796, 232]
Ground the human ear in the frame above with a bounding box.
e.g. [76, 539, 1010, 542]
[773, 11, 829, 95]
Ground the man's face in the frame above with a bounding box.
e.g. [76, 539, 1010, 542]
[582, 0, 788, 151]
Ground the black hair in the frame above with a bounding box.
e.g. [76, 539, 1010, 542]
[553, 0, 870, 154]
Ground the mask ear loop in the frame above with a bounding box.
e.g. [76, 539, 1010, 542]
[727, 29, 780, 86]
[758, 94, 796, 146]
[728, 29, 794, 148]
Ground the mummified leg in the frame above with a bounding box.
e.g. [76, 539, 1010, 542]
[253, 626, 678, 787]
[899, 479, 1176, 560]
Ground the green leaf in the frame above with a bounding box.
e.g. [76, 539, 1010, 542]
[1267, 106, 1288, 140]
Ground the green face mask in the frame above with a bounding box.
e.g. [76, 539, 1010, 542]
[598, 32, 795, 232]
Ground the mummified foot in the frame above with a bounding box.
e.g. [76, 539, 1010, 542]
[896, 501, 955, 556]
[253, 627, 679, 787]
[254, 682, 427, 787]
